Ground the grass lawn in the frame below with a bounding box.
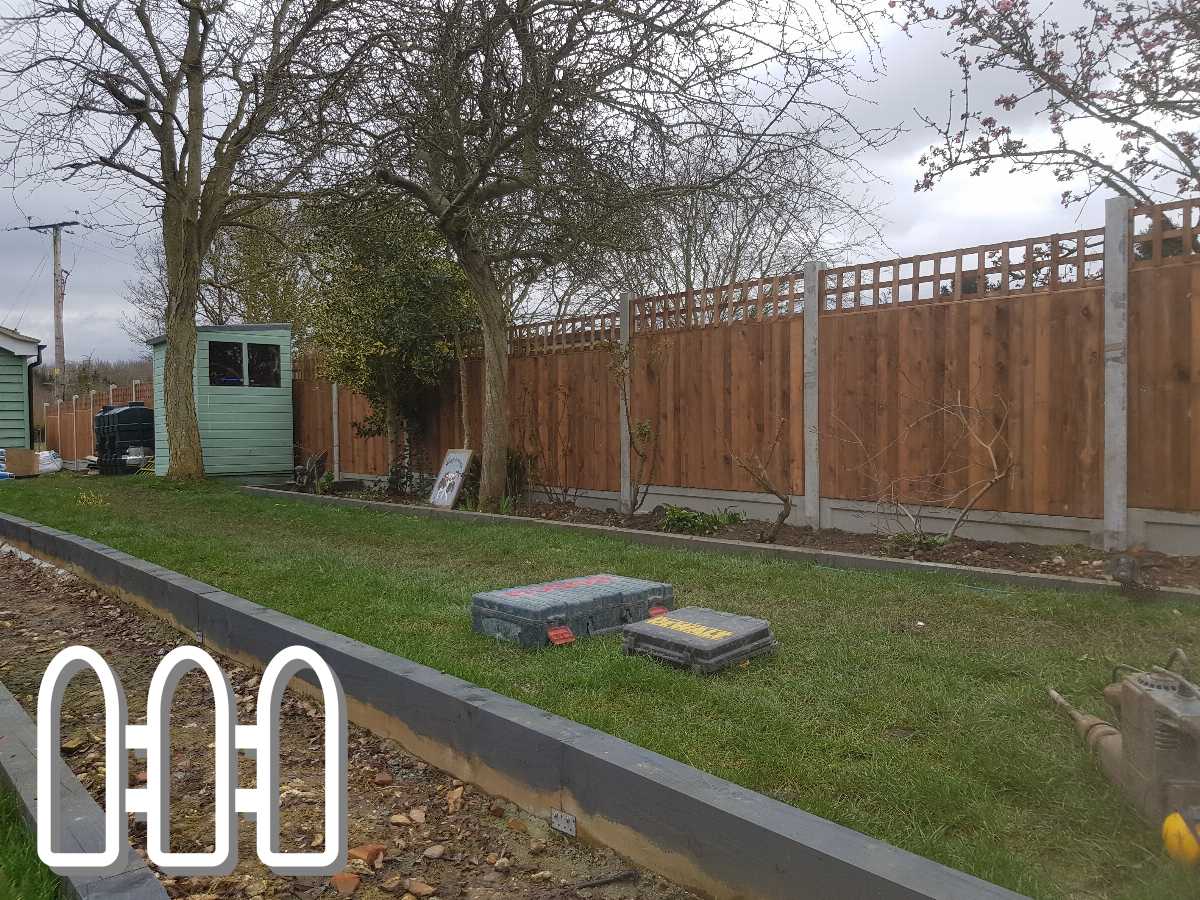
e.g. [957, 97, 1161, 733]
[2, 474, 1199, 898]
[0, 788, 59, 900]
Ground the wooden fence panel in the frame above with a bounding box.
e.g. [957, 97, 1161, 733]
[74, 398, 94, 459]
[1129, 261, 1200, 511]
[412, 370, 465, 472]
[508, 349, 619, 492]
[44, 403, 58, 454]
[42, 382, 154, 460]
[340, 389, 389, 476]
[819, 288, 1104, 518]
[55, 198, 1200, 525]
[629, 319, 803, 495]
[293, 378, 333, 465]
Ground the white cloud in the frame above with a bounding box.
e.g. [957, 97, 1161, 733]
[0, 178, 147, 363]
[838, 11, 1113, 258]
[0, 2, 1128, 360]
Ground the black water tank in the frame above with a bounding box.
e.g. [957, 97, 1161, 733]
[93, 405, 114, 461]
[94, 401, 154, 475]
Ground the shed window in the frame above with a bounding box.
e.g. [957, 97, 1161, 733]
[248, 343, 281, 388]
[208, 341, 244, 386]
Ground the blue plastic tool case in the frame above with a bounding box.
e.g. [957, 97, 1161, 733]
[471, 574, 674, 648]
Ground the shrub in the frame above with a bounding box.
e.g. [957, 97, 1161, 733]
[886, 531, 948, 554]
[659, 504, 744, 536]
[387, 445, 431, 497]
[458, 449, 534, 509]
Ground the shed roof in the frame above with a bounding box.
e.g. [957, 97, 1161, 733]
[147, 323, 292, 346]
[0, 325, 43, 358]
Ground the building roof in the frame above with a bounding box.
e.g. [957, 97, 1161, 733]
[147, 323, 292, 346]
[0, 325, 43, 358]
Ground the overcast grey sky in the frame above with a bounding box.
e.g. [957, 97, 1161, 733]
[0, 12, 1106, 364]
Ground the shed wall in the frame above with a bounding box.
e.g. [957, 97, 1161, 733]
[0, 350, 30, 449]
[153, 329, 293, 476]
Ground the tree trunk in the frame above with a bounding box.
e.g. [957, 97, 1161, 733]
[476, 309, 509, 510]
[763, 495, 792, 544]
[385, 392, 406, 471]
[161, 204, 205, 478]
[453, 329, 473, 450]
[455, 250, 509, 511]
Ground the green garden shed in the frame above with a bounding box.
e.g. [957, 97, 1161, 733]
[150, 324, 293, 477]
[0, 326, 44, 449]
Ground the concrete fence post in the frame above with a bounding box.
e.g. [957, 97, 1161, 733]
[331, 382, 341, 480]
[619, 291, 635, 517]
[108, 383, 116, 404]
[803, 261, 822, 529]
[131, 379, 141, 403]
[71, 394, 79, 464]
[88, 390, 96, 455]
[1103, 196, 1134, 551]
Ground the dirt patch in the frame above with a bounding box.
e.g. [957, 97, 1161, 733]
[0, 551, 699, 900]
[312, 485, 1200, 592]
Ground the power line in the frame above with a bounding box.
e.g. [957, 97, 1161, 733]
[65, 232, 132, 267]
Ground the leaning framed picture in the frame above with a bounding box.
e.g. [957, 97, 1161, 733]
[429, 448, 473, 509]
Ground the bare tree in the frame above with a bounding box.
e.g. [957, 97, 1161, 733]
[901, 0, 1199, 205]
[120, 242, 236, 344]
[834, 391, 1015, 545]
[120, 243, 178, 346]
[325, 0, 891, 509]
[614, 138, 884, 300]
[517, 143, 885, 322]
[608, 338, 661, 517]
[514, 382, 584, 505]
[729, 417, 793, 544]
[0, 0, 351, 475]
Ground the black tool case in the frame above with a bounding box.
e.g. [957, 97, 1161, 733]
[471, 574, 673, 648]
[621, 607, 777, 674]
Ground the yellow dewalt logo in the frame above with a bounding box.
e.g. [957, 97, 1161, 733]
[645, 616, 733, 641]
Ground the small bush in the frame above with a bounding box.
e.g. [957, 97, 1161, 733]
[886, 531, 948, 553]
[711, 507, 746, 528]
[506, 450, 532, 501]
[458, 449, 534, 509]
[659, 504, 744, 536]
[387, 445, 431, 497]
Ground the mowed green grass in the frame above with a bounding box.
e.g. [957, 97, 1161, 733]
[0, 788, 59, 900]
[2, 475, 1199, 898]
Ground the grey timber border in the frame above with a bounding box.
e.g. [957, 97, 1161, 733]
[0, 679, 168, 899]
[0, 511, 1027, 900]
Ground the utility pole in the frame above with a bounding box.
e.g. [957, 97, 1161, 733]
[6, 220, 80, 399]
[51, 224, 67, 384]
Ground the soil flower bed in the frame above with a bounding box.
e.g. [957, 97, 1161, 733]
[0, 550, 697, 900]
[330, 486, 1200, 592]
